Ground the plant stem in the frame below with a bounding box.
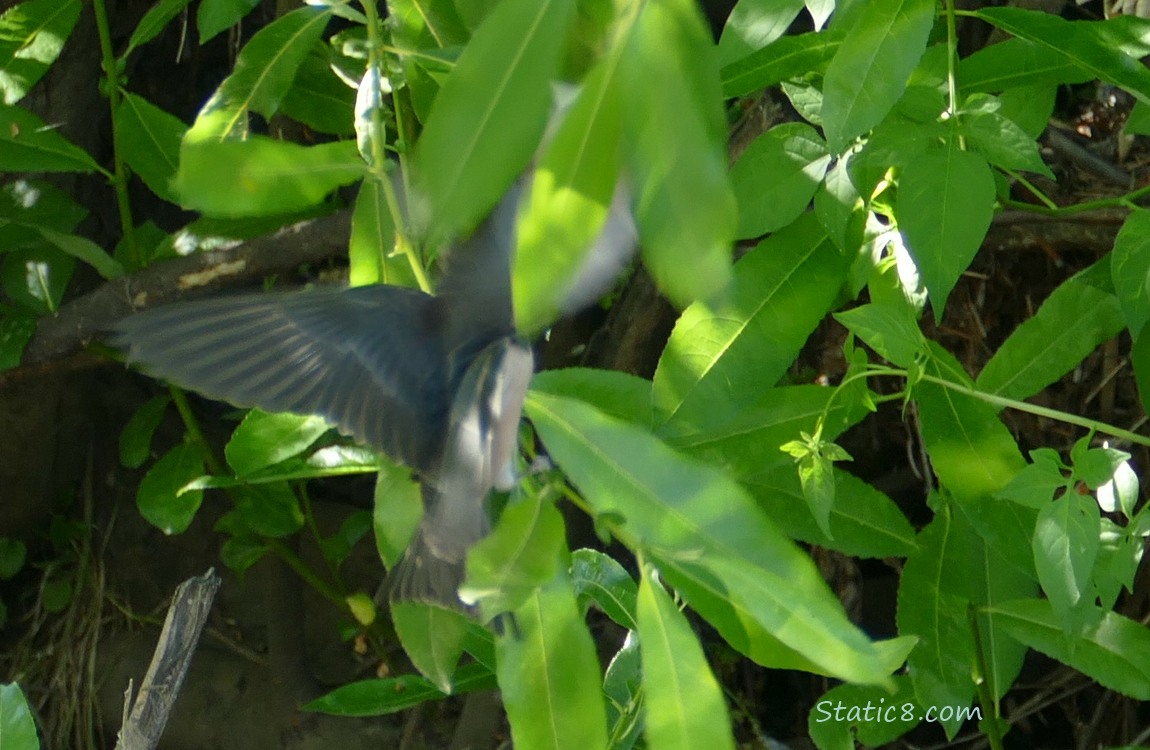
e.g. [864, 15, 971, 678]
[944, 0, 960, 121]
[968, 603, 1008, 750]
[169, 384, 226, 475]
[169, 385, 352, 608]
[1003, 181, 1150, 216]
[359, 0, 432, 293]
[917, 373, 1150, 448]
[265, 537, 346, 605]
[90, 0, 140, 267]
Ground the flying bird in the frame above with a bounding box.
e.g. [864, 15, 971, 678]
[114, 178, 634, 616]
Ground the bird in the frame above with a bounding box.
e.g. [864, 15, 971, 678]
[114, 166, 637, 618]
[113, 180, 537, 617]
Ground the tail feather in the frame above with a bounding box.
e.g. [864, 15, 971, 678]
[388, 531, 472, 614]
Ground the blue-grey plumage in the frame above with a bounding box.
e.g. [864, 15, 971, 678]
[114, 170, 635, 617]
[113, 188, 525, 616]
[388, 337, 534, 610]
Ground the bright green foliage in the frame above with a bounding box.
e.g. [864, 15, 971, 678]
[637, 566, 736, 750]
[0, 0, 80, 105]
[7, 0, 1150, 746]
[0, 683, 39, 750]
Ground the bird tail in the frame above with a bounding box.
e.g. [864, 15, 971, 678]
[387, 530, 472, 614]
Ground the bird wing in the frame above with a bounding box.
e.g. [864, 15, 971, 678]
[113, 284, 450, 472]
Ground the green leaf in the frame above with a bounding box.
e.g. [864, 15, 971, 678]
[796, 453, 837, 538]
[373, 459, 421, 569]
[897, 141, 994, 318]
[917, 345, 1039, 585]
[412, 0, 575, 241]
[996, 452, 1067, 510]
[349, 175, 411, 287]
[220, 535, 268, 573]
[225, 409, 330, 477]
[717, 0, 806, 67]
[670, 384, 867, 480]
[514, 58, 625, 334]
[1111, 209, 1150, 337]
[392, 602, 468, 694]
[917, 343, 1026, 503]
[637, 567, 736, 750]
[0, 104, 98, 172]
[174, 138, 365, 216]
[896, 512, 977, 739]
[35, 228, 123, 279]
[1074, 443, 1130, 491]
[115, 93, 187, 204]
[620, 0, 736, 305]
[1033, 493, 1100, 631]
[835, 301, 926, 368]
[388, 0, 468, 49]
[124, 0, 195, 59]
[303, 663, 497, 716]
[198, 0, 261, 44]
[0, 683, 39, 750]
[959, 105, 1055, 179]
[0, 0, 81, 105]
[814, 155, 864, 252]
[280, 45, 356, 136]
[0, 179, 87, 241]
[731, 122, 830, 239]
[1, 244, 74, 314]
[463, 492, 565, 617]
[229, 484, 304, 537]
[1033, 266, 1118, 364]
[137, 441, 205, 535]
[809, 676, 920, 750]
[744, 465, 917, 559]
[846, 115, 947, 201]
[653, 214, 848, 438]
[822, 0, 936, 152]
[497, 567, 609, 750]
[997, 84, 1057, 139]
[972, 7, 1150, 107]
[1097, 459, 1139, 520]
[571, 548, 638, 630]
[958, 38, 1092, 93]
[526, 391, 888, 685]
[119, 394, 171, 469]
[319, 510, 372, 565]
[977, 262, 1125, 401]
[721, 30, 841, 98]
[188, 7, 332, 140]
[989, 598, 1150, 700]
[0, 307, 36, 371]
[0, 538, 27, 579]
[603, 634, 643, 749]
[185, 445, 380, 489]
[529, 368, 653, 428]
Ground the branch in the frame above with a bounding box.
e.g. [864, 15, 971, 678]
[19, 210, 352, 368]
[115, 569, 222, 750]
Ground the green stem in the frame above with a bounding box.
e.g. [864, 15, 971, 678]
[944, 0, 960, 121]
[169, 386, 353, 610]
[917, 373, 1150, 448]
[359, 0, 432, 293]
[91, 0, 139, 267]
[1003, 181, 1150, 216]
[1003, 168, 1059, 211]
[169, 384, 226, 475]
[968, 603, 1007, 750]
[265, 538, 346, 605]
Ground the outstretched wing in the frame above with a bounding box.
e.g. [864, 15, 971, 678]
[113, 285, 450, 472]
